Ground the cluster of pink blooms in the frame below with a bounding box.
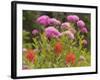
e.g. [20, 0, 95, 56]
[32, 29, 39, 36]
[77, 20, 88, 33]
[36, 15, 50, 26]
[36, 15, 61, 27]
[45, 27, 61, 39]
[67, 15, 79, 23]
[32, 15, 88, 43]
[67, 15, 88, 33]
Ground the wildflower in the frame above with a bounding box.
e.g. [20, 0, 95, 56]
[80, 27, 88, 33]
[77, 20, 85, 28]
[32, 29, 39, 36]
[68, 27, 76, 34]
[82, 39, 88, 45]
[67, 15, 79, 23]
[79, 55, 86, 61]
[62, 31, 75, 39]
[48, 18, 61, 26]
[54, 42, 63, 55]
[45, 27, 61, 39]
[36, 15, 50, 26]
[22, 48, 27, 53]
[61, 22, 71, 30]
[25, 50, 36, 63]
[66, 52, 76, 65]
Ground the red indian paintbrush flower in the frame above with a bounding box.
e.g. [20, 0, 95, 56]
[66, 52, 76, 65]
[25, 49, 36, 63]
[54, 42, 63, 55]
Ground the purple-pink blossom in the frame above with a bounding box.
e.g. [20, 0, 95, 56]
[67, 15, 79, 23]
[77, 20, 85, 28]
[82, 39, 88, 45]
[61, 22, 71, 30]
[68, 28, 76, 34]
[80, 27, 88, 33]
[32, 29, 39, 36]
[65, 31, 75, 39]
[45, 27, 61, 39]
[61, 31, 75, 40]
[48, 18, 61, 26]
[36, 15, 50, 26]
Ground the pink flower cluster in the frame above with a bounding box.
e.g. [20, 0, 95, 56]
[61, 22, 71, 30]
[67, 15, 79, 23]
[61, 31, 75, 40]
[37, 15, 61, 27]
[77, 20, 88, 33]
[33, 15, 89, 41]
[36, 15, 50, 26]
[32, 29, 39, 36]
[45, 27, 61, 39]
[66, 15, 88, 33]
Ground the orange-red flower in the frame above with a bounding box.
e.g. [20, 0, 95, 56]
[25, 49, 36, 63]
[66, 52, 76, 65]
[54, 42, 63, 55]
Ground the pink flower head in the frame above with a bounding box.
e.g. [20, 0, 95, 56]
[82, 39, 88, 45]
[45, 27, 61, 39]
[77, 20, 85, 28]
[48, 18, 61, 26]
[65, 31, 75, 40]
[32, 29, 39, 36]
[67, 15, 79, 23]
[36, 15, 50, 26]
[80, 27, 88, 33]
[61, 31, 75, 40]
[68, 28, 76, 34]
[61, 22, 71, 30]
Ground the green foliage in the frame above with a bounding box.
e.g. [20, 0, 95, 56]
[23, 30, 32, 49]
[23, 32, 90, 68]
